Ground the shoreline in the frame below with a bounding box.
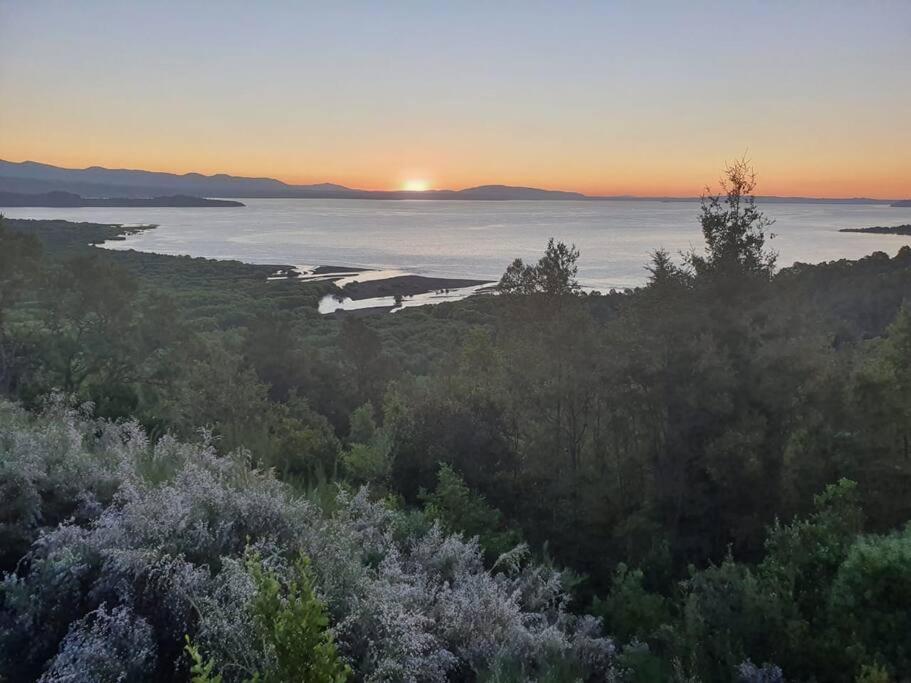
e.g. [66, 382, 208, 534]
[839, 224, 911, 236]
[341, 274, 493, 300]
[93, 219, 495, 310]
[0, 191, 245, 208]
[318, 281, 495, 316]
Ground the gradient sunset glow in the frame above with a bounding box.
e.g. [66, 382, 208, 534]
[1, 2, 909, 199]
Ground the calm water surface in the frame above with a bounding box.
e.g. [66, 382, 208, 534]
[5, 199, 911, 290]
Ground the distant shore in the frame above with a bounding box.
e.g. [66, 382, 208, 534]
[0, 191, 244, 208]
[839, 224, 911, 235]
[86, 219, 495, 311]
[3, 159, 910, 205]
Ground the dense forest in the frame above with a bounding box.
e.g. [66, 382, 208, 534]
[2, 163, 911, 681]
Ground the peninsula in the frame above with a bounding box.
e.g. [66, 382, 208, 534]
[839, 224, 911, 235]
[0, 190, 244, 208]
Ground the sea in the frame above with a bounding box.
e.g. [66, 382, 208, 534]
[5, 198, 910, 294]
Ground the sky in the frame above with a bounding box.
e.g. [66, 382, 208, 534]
[1, 1, 909, 198]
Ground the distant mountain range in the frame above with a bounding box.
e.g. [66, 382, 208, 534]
[0, 159, 908, 205]
[0, 160, 585, 201]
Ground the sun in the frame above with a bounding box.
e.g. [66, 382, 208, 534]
[402, 179, 430, 192]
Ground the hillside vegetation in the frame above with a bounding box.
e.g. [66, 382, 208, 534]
[3, 163, 911, 681]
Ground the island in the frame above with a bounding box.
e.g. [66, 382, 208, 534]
[0, 190, 244, 207]
[892, 200, 911, 208]
[341, 275, 493, 301]
[839, 224, 911, 235]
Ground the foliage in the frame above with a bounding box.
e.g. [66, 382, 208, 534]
[0, 217, 42, 393]
[661, 479, 907, 682]
[736, 660, 784, 683]
[186, 636, 223, 683]
[590, 564, 670, 644]
[689, 158, 777, 282]
[39, 604, 158, 682]
[207, 550, 350, 683]
[828, 525, 911, 675]
[421, 463, 522, 561]
[497, 237, 581, 296]
[340, 438, 392, 486]
[347, 402, 377, 444]
[0, 400, 616, 681]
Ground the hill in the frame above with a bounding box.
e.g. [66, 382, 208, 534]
[0, 159, 584, 200]
[1, 158, 905, 204]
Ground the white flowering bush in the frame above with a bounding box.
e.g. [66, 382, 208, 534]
[736, 660, 784, 683]
[0, 399, 617, 681]
[39, 604, 157, 682]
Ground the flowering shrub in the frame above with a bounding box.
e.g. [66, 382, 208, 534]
[40, 604, 157, 682]
[188, 550, 350, 682]
[0, 399, 617, 681]
[736, 660, 784, 683]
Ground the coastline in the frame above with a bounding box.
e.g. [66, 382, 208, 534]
[341, 274, 493, 301]
[70, 218, 496, 314]
[838, 224, 911, 236]
[0, 191, 245, 208]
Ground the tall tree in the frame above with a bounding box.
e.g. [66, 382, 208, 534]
[338, 317, 386, 400]
[0, 216, 42, 392]
[497, 238, 581, 297]
[689, 159, 777, 283]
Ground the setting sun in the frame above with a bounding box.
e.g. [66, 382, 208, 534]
[403, 179, 430, 192]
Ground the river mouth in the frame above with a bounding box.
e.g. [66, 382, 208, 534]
[318, 282, 495, 315]
[266, 264, 496, 314]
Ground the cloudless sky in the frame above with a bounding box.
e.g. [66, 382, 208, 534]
[1, 1, 909, 197]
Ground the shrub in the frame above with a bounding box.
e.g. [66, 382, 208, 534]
[0, 399, 617, 681]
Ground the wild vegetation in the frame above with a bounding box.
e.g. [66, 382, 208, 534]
[3, 162, 911, 681]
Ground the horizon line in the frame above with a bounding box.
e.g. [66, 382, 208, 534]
[2, 156, 908, 203]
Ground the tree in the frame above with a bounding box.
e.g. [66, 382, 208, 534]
[646, 248, 691, 291]
[246, 552, 350, 683]
[166, 340, 271, 450]
[498, 259, 537, 296]
[0, 216, 42, 327]
[0, 216, 42, 392]
[184, 552, 350, 683]
[847, 306, 911, 528]
[37, 255, 139, 398]
[421, 463, 522, 561]
[243, 312, 314, 402]
[497, 238, 581, 296]
[591, 563, 671, 645]
[262, 395, 341, 484]
[340, 402, 392, 486]
[689, 159, 777, 282]
[337, 317, 386, 400]
[829, 526, 911, 676]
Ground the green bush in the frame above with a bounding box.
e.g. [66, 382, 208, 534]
[829, 526, 911, 676]
[187, 551, 350, 683]
[422, 463, 522, 561]
[246, 552, 350, 683]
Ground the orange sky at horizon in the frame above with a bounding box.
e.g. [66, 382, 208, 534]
[2, 3, 909, 201]
[2, 147, 909, 200]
